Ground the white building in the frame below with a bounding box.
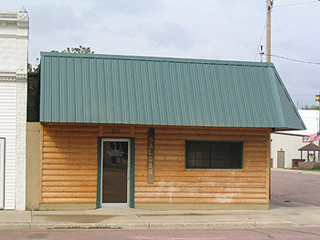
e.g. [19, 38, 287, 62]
[0, 7, 28, 210]
[271, 110, 319, 169]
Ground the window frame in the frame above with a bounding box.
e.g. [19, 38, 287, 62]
[185, 140, 244, 169]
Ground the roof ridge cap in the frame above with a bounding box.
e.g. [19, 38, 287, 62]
[40, 52, 274, 67]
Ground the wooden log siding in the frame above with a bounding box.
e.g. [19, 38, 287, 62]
[41, 124, 270, 205]
[41, 124, 132, 204]
[134, 127, 270, 205]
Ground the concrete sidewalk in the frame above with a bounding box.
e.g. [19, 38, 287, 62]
[272, 168, 320, 175]
[1, 199, 320, 230]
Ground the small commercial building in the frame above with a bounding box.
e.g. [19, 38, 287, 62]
[27, 52, 305, 210]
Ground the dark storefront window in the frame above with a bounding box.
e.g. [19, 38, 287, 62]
[186, 140, 243, 169]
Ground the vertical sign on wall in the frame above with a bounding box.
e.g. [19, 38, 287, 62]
[147, 128, 155, 184]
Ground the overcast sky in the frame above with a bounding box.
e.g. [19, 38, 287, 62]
[2, 0, 320, 109]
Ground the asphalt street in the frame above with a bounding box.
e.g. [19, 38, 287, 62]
[271, 169, 320, 206]
[2, 227, 320, 240]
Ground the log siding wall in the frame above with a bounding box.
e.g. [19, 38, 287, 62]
[134, 127, 270, 205]
[40, 123, 270, 206]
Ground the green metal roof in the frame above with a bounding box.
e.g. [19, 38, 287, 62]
[40, 52, 306, 130]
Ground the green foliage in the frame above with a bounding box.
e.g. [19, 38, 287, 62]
[52, 45, 95, 54]
[28, 45, 94, 73]
[301, 105, 320, 110]
[28, 63, 40, 73]
[312, 165, 320, 171]
[27, 63, 33, 72]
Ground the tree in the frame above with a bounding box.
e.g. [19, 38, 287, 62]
[27, 63, 33, 72]
[28, 63, 40, 73]
[28, 46, 95, 73]
[301, 105, 320, 110]
[51, 45, 95, 54]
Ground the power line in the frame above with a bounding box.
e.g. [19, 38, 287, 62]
[292, 95, 314, 96]
[254, 1, 319, 63]
[266, 54, 320, 65]
[274, 1, 319, 8]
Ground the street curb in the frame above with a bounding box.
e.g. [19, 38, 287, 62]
[0, 221, 300, 230]
[149, 222, 256, 229]
[254, 221, 298, 229]
[0, 223, 31, 230]
[33, 222, 150, 230]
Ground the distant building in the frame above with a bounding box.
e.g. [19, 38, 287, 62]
[271, 110, 319, 168]
[0, 7, 29, 210]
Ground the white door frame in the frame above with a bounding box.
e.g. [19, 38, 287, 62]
[0, 138, 5, 209]
[100, 138, 131, 208]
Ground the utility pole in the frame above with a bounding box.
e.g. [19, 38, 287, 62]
[266, 0, 273, 62]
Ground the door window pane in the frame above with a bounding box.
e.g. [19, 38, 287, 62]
[102, 141, 128, 203]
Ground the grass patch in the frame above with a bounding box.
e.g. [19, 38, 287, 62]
[312, 165, 320, 171]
